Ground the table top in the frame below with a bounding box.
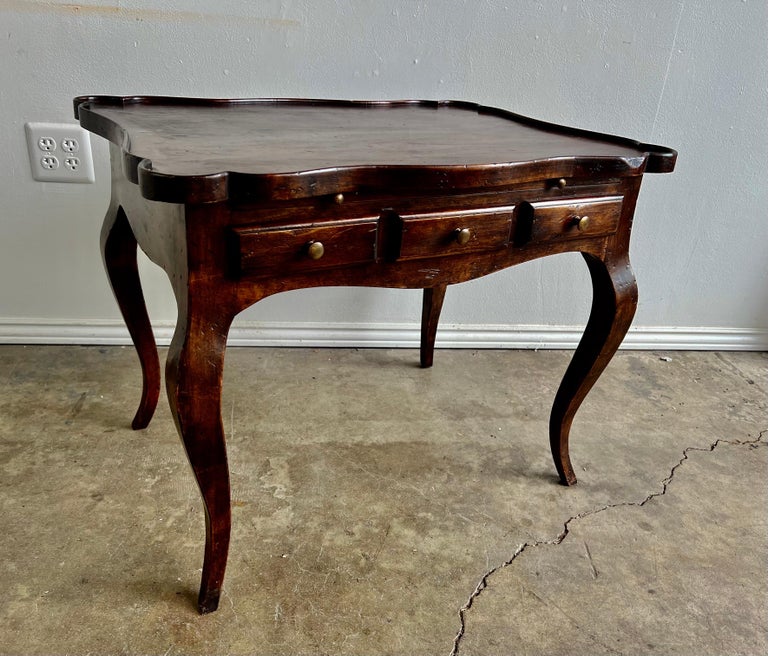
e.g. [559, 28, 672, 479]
[75, 96, 676, 203]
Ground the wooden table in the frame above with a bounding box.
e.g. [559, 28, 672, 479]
[75, 95, 676, 613]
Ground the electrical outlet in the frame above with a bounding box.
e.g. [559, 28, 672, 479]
[25, 122, 95, 183]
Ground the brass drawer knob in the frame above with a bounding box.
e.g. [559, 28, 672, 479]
[572, 215, 590, 231]
[307, 241, 325, 260]
[455, 227, 472, 245]
[334, 193, 345, 204]
[557, 178, 567, 189]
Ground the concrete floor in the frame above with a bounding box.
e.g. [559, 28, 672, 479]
[0, 346, 765, 655]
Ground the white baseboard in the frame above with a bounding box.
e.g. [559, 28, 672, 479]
[0, 319, 766, 350]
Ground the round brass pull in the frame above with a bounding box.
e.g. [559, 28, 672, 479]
[572, 215, 590, 231]
[557, 178, 567, 189]
[334, 193, 345, 204]
[307, 241, 325, 260]
[455, 227, 472, 245]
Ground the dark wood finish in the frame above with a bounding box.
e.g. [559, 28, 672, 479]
[101, 202, 160, 430]
[78, 95, 676, 613]
[232, 218, 379, 276]
[166, 298, 235, 614]
[549, 252, 638, 485]
[399, 207, 514, 261]
[420, 286, 447, 368]
[521, 196, 623, 245]
[74, 96, 675, 204]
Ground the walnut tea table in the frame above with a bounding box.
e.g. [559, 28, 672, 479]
[74, 95, 676, 613]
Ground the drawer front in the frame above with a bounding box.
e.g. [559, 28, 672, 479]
[232, 219, 378, 276]
[520, 196, 623, 244]
[398, 206, 515, 261]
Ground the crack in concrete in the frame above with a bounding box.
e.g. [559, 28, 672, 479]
[449, 429, 768, 656]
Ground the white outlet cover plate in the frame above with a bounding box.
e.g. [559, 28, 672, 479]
[25, 122, 95, 183]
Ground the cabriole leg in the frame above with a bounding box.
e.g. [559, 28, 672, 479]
[420, 285, 447, 368]
[101, 203, 160, 429]
[550, 253, 638, 485]
[165, 302, 233, 614]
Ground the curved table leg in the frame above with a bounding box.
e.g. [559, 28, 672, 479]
[101, 203, 160, 429]
[550, 253, 638, 485]
[166, 301, 234, 614]
[420, 285, 447, 368]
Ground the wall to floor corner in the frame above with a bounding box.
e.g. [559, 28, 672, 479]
[0, 1, 766, 349]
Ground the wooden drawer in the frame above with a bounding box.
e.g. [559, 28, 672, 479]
[397, 206, 515, 261]
[517, 196, 623, 245]
[231, 219, 379, 276]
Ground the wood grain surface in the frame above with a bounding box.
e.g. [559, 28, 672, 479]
[75, 96, 676, 203]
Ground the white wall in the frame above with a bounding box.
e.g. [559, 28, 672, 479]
[1, 0, 766, 349]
